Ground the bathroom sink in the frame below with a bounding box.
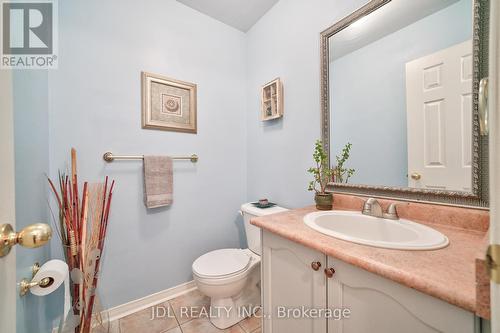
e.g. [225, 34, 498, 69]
[303, 210, 449, 250]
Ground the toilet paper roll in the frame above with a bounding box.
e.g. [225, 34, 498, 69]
[31, 259, 71, 321]
[31, 259, 68, 296]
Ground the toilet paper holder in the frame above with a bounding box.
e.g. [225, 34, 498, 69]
[19, 262, 55, 297]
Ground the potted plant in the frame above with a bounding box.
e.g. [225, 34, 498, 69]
[307, 140, 334, 210]
[308, 140, 355, 210]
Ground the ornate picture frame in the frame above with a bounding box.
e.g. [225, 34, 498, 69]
[142, 71, 197, 134]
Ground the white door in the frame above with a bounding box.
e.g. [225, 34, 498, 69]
[406, 40, 473, 191]
[0, 70, 54, 333]
[0, 70, 16, 332]
[489, 1, 500, 332]
[262, 231, 327, 333]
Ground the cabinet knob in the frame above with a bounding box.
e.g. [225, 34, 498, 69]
[311, 261, 322, 271]
[324, 267, 335, 278]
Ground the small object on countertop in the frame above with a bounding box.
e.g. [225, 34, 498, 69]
[143, 156, 173, 208]
[259, 198, 269, 206]
[251, 200, 276, 209]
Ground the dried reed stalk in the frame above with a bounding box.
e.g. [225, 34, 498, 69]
[48, 149, 114, 333]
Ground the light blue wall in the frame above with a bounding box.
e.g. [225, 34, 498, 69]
[330, 0, 472, 187]
[47, 0, 247, 309]
[245, 0, 368, 208]
[13, 71, 60, 332]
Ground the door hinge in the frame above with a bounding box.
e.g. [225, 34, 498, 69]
[486, 244, 500, 284]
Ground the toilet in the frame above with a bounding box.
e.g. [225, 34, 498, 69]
[192, 202, 287, 329]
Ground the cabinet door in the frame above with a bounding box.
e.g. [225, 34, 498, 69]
[326, 257, 476, 333]
[262, 231, 327, 333]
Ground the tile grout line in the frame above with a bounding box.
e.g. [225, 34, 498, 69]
[238, 323, 248, 333]
[168, 300, 184, 333]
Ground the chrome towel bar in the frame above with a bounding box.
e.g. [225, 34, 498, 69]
[103, 152, 198, 163]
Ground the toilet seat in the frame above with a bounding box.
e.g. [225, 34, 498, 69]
[192, 248, 251, 279]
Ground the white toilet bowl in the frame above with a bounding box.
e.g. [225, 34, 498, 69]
[192, 203, 287, 329]
[193, 248, 261, 329]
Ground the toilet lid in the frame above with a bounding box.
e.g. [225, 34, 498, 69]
[193, 249, 251, 278]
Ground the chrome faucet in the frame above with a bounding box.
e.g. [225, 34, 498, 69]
[362, 198, 383, 218]
[362, 198, 399, 220]
[384, 203, 399, 220]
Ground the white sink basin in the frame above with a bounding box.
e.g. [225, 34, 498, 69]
[303, 210, 449, 250]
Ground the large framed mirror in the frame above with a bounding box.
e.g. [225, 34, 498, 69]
[321, 0, 490, 207]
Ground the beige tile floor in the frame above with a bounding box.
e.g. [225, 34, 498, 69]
[99, 289, 261, 333]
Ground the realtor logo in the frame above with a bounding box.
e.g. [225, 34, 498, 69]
[1, 0, 58, 69]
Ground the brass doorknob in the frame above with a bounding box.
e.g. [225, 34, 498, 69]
[324, 267, 335, 278]
[311, 261, 322, 271]
[411, 173, 421, 180]
[0, 223, 52, 257]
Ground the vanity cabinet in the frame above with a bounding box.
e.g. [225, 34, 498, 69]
[261, 231, 327, 333]
[261, 231, 477, 333]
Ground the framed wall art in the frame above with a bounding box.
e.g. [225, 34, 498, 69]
[261, 78, 283, 121]
[142, 71, 197, 133]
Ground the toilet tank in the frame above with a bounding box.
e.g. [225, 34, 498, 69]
[240, 203, 287, 255]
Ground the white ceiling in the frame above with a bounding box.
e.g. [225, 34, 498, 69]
[176, 0, 279, 32]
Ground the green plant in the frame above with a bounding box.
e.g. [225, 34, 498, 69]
[307, 140, 355, 193]
[307, 140, 333, 194]
[333, 143, 355, 183]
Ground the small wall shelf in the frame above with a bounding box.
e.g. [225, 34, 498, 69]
[261, 78, 283, 121]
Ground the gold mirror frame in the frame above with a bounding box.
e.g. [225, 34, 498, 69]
[320, 0, 489, 208]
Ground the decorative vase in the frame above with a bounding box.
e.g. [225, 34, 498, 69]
[315, 193, 333, 210]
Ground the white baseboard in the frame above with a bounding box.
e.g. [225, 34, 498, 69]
[52, 280, 197, 332]
[106, 280, 197, 322]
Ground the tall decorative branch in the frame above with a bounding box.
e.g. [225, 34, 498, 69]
[48, 149, 115, 333]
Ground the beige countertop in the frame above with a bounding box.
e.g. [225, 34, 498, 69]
[251, 204, 488, 314]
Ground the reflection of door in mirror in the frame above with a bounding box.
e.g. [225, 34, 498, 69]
[329, 0, 473, 190]
[406, 40, 472, 191]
